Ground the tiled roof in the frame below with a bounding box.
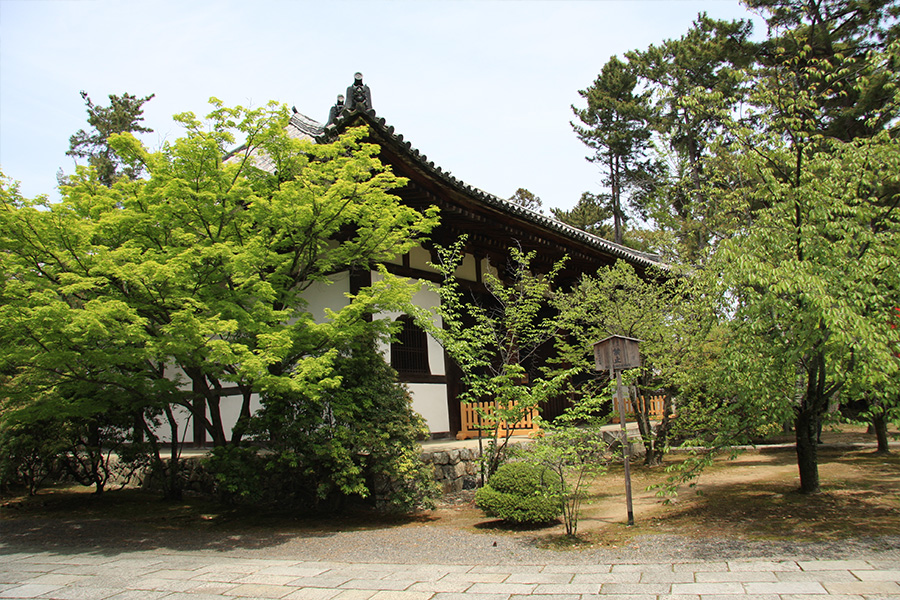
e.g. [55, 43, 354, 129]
[317, 108, 668, 272]
[289, 111, 324, 139]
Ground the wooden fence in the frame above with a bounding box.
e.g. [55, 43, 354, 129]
[456, 394, 673, 438]
[609, 394, 671, 423]
[456, 401, 540, 440]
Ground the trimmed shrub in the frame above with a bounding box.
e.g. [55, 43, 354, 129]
[209, 334, 437, 512]
[475, 461, 562, 524]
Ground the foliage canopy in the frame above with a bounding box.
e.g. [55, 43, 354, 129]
[1, 99, 439, 504]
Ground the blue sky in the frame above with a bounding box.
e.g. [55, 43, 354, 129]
[0, 0, 764, 211]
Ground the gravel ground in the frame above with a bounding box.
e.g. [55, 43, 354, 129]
[3, 509, 899, 566]
[4, 435, 898, 566]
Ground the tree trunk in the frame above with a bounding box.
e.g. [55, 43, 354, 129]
[230, 386, 254, 445]
[164, 405, 184, 501]
[795, 344, 828, 494]
[652, 394, 674, 466]
[136, 411, 182, 501]
[630, 386, 666, 467]
[610, 155, 623, 245]
[190, 371, 227, 447]
[207, 389, 228, 447]
[628, 387, 653, 466]
[185, 367, 227, 447]
[872, 412, 890, 454]
[795, 409, 820, 494]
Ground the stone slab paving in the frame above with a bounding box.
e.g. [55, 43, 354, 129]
[1, 549, 899, 599]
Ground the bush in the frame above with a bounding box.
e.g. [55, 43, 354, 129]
[510, 421, 613, 536]
[204, 446, 266, 505]
[0, 421, 64, 495]
[210, 334, 437, 512]
[475, 461, 562, 524]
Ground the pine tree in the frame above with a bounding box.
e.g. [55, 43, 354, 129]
[749, 0, 899, 141]
[573, 56, 661, 245]
[67, 91, 155, 187]
[626, 14, 755, 260]
[550, 192, 612, 238]
[507, 188, 542, 212]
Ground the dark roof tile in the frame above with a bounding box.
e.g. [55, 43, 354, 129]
[255, 104, 666, 271]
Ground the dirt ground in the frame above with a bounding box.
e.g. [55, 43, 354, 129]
[427, 424, 900, 548]
[2, 425, 898, 554]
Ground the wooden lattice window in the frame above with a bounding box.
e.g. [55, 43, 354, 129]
[391, 316, 430, 375]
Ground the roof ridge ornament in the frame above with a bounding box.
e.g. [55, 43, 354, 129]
[326, 94, 344, 126]
[346, 71, 372, 113]
[326, 72, 373, 125]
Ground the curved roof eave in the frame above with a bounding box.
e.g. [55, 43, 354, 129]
[306, 108, 669, 273]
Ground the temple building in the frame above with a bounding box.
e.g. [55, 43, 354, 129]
[190, 73, 666, 442]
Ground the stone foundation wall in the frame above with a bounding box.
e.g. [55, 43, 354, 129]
[419, 447, 481, 494]
[145, 446, 484, 498]
[139, 457, 217, 495]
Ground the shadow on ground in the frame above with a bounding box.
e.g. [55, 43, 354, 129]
[0, 487, 438, 556]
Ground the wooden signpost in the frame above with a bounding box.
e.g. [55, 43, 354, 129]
[593, 335, 642, 526]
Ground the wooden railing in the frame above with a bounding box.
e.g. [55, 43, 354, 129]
[610, 394, 672, 423]
[456, 401, 540, 440]
[456, 394, 672, 437]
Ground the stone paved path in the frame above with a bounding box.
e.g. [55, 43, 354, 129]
[1, 549, 898, 599]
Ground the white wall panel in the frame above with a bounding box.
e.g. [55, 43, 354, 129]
[408, 383, 450, 433]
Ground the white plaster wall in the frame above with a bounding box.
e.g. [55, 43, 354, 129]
[409, 245, 438, 273]
[407, 383, 450, 433]
[371, 270, 450, 434]
[158, 273, 351, 444]
[156, 270, 456, 442]
[154, 393, 264, 445]
[155, 403, 194, 444]
[456, 252, 478, 282]
[305, 271, 351, 323]
[215, 392, 263, 440]
[482, 256, 498, 279]
[372, 271, 445, 376]
[156, 365, 193, 444]
[407, 242, 476, 281]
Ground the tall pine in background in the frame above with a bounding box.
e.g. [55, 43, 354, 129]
[627, 14, 755, 262]
[67, 91, 155, 187]
[571, 56, 661, 246]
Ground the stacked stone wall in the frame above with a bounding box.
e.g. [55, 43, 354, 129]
[419, 447, 481, 494]
[146, 457, 217, 495]
[418, 437, 639, 496]
[143, 446, 483, 498]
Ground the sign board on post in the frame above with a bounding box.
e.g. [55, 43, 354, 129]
[592, 335, 642, 527]
[593, 335, 642, 372]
